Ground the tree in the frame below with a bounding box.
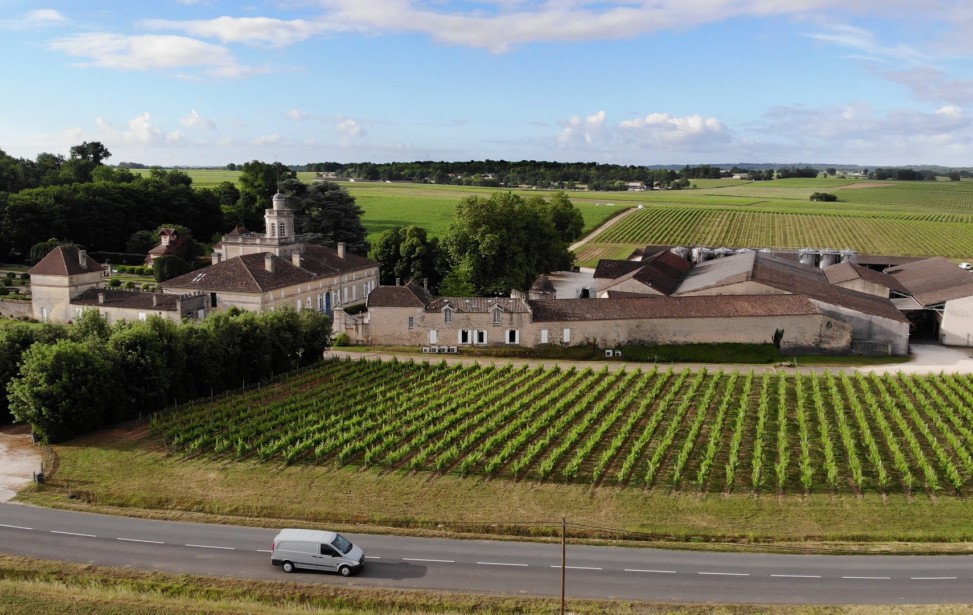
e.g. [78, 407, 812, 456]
[809, 192, 838, 202]
[826, 167, 837, 176]
[65, 141, 111, 183]
[443, 191, 580, 294]
[288, 181, 369, 255]
[8, 339, 121, 443]
[153, 254, 192, 282]
[126, 230, 158, 255]
[369, 225, 445, 291]
[0, 323, 68, 423]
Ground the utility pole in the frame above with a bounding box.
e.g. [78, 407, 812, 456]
[560, 517, 566, 615]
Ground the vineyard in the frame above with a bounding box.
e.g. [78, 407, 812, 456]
[152, 357, 973, 496]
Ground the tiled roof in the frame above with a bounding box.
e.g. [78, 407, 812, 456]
[28, 245, 105, 276]
[594, 250, 691, 295]
[299, 243, 376, 275]
[367, 282, 431, 308]
[529, 295, 822, 322]
[884, 257, 973, 306]
[162, 253, 316, 293]
[427, 297, 531, 314]
[675, 251, 908, 323]
[824, 262, 909, 294]
[592, 259, 643, 280]
[72, 288, 181, 311]
[531, 274, 557, 293]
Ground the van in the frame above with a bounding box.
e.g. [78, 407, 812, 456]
[270, 528, 365, 576]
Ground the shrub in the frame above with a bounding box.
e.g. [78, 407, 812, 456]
[809, 192, 838, 202]
[19, 273, 29, 280]
[108, 278, 121, 288]
[0, 287, 10, 296]
[333, 332, 351, 347]
[123, 281, 136, 290]
[5, 272, 14, 279]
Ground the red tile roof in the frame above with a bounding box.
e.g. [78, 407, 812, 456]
[884, 257, 973, 306]
[163, 253, 316, 293]
[28, 245, 105, 276]
[367, 282, 431, 308]
[529, 295, 821, 322]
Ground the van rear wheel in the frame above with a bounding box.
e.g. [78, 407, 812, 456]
[338, 565, 351, 577]
[282, 561, 295, 573]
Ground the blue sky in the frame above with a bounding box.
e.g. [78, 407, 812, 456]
[2, 1, 972, 167]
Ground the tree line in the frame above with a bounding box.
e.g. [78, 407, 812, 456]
[2, 309, 332, 442]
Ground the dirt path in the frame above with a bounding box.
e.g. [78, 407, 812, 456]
[569, 206, 638, 252]
[0, 425, 42, 503]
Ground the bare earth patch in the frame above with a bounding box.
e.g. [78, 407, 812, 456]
[835, 182, 887, 190]
[0, 425, 42, 502]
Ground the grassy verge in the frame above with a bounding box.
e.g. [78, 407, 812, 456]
[6, 555, 969, 615]
[18, 427, 973, 553]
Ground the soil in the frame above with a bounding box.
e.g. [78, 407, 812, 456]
[0, 424, 43, 502]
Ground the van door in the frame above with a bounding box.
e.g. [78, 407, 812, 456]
[317, 543, 341, 570]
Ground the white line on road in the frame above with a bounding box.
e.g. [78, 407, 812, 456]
[52, 531, 95, 538]
[771, 574, 822, 579]
[551, 565, 603, 571]
[403, 558, 454, 563]
[364, 556, 381, 559]
[911, 577, 957, 581]
[699, 572, 749, 577]
[256, 549, 271, 553]
[477, 561, 528, 567]
[186, 544, 235, 550]
[117, 537, 164, 544]
[842, 576, 890, 580]
[0, 523, 32, 530]
[625, 569, 677, 574]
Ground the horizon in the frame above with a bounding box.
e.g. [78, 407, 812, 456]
[3, 2, 972, 167]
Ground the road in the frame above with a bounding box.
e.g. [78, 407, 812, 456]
[3, 503, 973, 605]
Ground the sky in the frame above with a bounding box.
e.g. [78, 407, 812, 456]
[2, 1, 973, 168]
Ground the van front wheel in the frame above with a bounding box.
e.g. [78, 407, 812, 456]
[281, 561, 295, 573]
[338, 565, 351, 577]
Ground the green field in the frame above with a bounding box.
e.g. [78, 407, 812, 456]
[151, 358, 973, 497]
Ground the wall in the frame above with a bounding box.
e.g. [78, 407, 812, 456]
[809, 300, 909, 355]
[675, 280, 787, 297]
[832, 279, 889, 298]
[31, 270, 105, 322]
[0, 300, 33, 320]
[942, 295, 973, 346]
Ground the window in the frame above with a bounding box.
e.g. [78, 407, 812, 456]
[429, 330, 438, 344]
[138, 312, 147, 321]
[210, 292, 217, 308]
[506, 329, 519, 344]
[318, 294, 325, 311]
[296, 299, 302, 311]
[408, 316, 414, 329]
[270, 225, 276, 237]
[305, 297, 312, 309]
[492, 308, 501, 325]
[343, 287, 349, 303]
[278, 222, 286, 237]
[475, 330, 487, 344]
[540, 329, 549, 344]
[563, 328, 571, 343]
[444, 308, 453, 324]
[459, 329, 471, 344]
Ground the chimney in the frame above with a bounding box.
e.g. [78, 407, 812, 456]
[291, 252, 302, 268]
[265, 253, 275, 273]
[337, 242, 346, 259]
[78, 249, 88, 269]
[395, 277, 401, 286]
[97, 291, 105, 304]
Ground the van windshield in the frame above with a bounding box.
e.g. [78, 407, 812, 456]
[331, 534, 353, 555]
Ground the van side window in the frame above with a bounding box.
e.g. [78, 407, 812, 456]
[320, 545, 338, 556]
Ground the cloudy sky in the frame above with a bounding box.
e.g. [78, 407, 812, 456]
[2, 1, 972, 167]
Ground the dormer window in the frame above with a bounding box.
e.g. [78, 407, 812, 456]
[444, 307, 453, 324]
[492, 307, 502, 325]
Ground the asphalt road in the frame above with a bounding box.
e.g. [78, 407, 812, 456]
[4, 503, 973, 605]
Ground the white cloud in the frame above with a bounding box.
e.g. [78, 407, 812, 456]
[336, 118, 365, 146]
[880, 66, 973, 106]
[807, 23, 929, 65]
[180, 109, 216, 130]
[49, 33, 260, 78]
[96, 112, 163, 145]
[558, 110, 607, 146]
[253, 133, 281, 145]
[618, 113, 729, 146]
[288, 109, 310, 121]
[143, 16, 328, 47]
[0, 8, 67, 29]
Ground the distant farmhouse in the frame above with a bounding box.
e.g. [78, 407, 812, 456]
[337, 247, 973, 356]
[29, 192, 380, 324]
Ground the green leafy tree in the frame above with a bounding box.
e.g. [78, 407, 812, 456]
[369, 225, 445, 290]
[288, 181, 370, 255]
[8, 339, 121, 443]
[107, 319, 176, 415]
[153, 254, 192, 282]
[0, 323, 68, 423]
[64, 141, 111, 183]
[126, 230, 157, 255]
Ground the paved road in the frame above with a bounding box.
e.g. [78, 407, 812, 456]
[4, 503, 973, 605]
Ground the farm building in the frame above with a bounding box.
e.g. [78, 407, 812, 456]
[162, 191, 379, 314]
[28, 245, 207, 324]
[341, 248, 913, 355]
[883, 257, 973, 346]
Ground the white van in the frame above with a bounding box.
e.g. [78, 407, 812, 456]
[270, 528, 365, 576]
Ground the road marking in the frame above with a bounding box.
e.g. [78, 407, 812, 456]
[911, 577, 957, 581]
[403, 558, 454, 563]
[52, 531, 95, 538]
[0, 523, 32, 530]
[117, 537, 164, 544]
[699, 572, 749, 577]
[625, 569, 677, 574]
[186, 544, 235, 550]
[771, 574, 821, 579]
[551, 565, 603, 571]
[477, 561, 528, 567]
[256, 549, 271, 553]
[842, 576, 890, 580]
[364, 556, 381, 560]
